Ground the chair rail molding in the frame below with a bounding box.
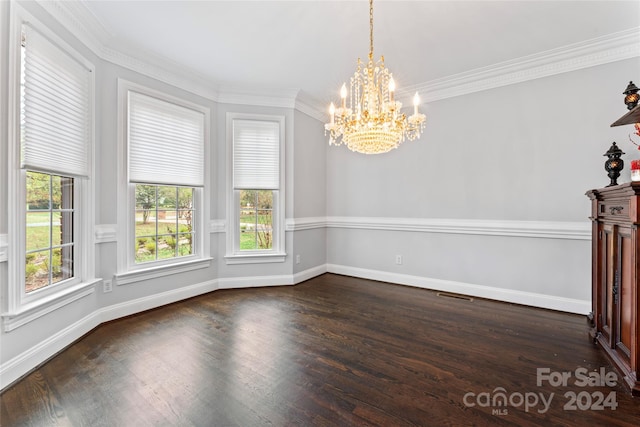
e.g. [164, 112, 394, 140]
[288, 216, 590, 240]
[95, 224, 117, 243]
[285, 217, 327, 232]
[209, 219, 226, 234]
[0, 234, 7, 262]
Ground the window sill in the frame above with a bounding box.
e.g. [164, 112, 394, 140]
[2, 279, 99, 332]
[224, 252, 286, 265]
[116, 257, 213, 286]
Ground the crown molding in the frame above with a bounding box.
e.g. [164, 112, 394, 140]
[294, 91, 326, 122]
[33, 0, 311, 110]
[32, 0, 109, 53]
[35, 1, 640, 116]
[400, 27, 640, 103]
[216, 84, 300, 109]
[100, 44, 221, 101]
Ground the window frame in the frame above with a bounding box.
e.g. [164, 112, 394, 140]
[116, 79, 211, 284]
[4, 5, 97, 330]
[25, 171, 77, 293]
[225, 113, 286, 264]
[133, 184, 197, 264]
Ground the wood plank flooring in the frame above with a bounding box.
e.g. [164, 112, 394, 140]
[1, 273, 639, 426]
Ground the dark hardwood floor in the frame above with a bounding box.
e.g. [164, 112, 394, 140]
[1, 273, 638, 426]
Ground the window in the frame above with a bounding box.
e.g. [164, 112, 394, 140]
[26, 171, 75, 292]
[134, 185, 194, 263]
[239, 190, 273, 250]
[5, 11, 96, 327]
[18, 23, 90, 294]
[117, 80, 210, 281]
[226, 114, 285, 263]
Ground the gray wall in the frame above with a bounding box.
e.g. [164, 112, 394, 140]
[325, 58, 640, 312]
[292, 110, 327, 275]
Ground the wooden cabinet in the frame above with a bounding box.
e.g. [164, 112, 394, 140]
[587, 183, 640, 395]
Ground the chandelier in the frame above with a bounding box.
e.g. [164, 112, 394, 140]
[324, 0, 426, 154]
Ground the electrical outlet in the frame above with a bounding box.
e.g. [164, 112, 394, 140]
[103, 279, 112, 293]
[396, 255, 402, 265]
[296, 254, 301, 264]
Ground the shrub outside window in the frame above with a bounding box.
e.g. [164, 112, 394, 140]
[134, 185, 194, 263]
[226, 114, 285, 263]
[117, 80, 209, 279]
[5, 11, 96, 327]
[239, 189, 273, 250]
[25, 171, 75, 292]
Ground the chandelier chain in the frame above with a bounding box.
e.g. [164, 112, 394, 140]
[369, 0, 374, 60]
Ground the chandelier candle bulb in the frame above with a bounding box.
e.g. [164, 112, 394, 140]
[389, 77, 395, 102]
[413, 93, 420, 116]
[340, 84, 347, 109]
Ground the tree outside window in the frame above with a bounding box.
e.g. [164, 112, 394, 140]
[134, 184, 194, 263]
[25, 171, 74, 292]
[239, 190, 273, 250]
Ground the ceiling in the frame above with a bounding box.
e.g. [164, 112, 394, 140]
[78, 0, 639, 105]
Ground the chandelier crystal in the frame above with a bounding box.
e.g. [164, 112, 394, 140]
[325, 0, 426, 154]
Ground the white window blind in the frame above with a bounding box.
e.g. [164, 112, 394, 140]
[233, 119, 280, 190]
[21, 24, 91, 177]
[128, 91, 205, 187]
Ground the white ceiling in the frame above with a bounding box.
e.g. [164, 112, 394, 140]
[79, 0, 639, 105]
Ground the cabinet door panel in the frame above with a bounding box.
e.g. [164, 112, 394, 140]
[618, 227, 633, 361]
[601, 225, 614, 345]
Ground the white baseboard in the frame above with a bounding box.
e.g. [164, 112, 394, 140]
[293, 264, 328, 283]
[99, 279, 220, 323]
[0, 311, 102, 391]
[0, 265, 327, 391]
[326, 264, 591, 315]
[218, 275, 294, 289]
[0, 279, 221, 390]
